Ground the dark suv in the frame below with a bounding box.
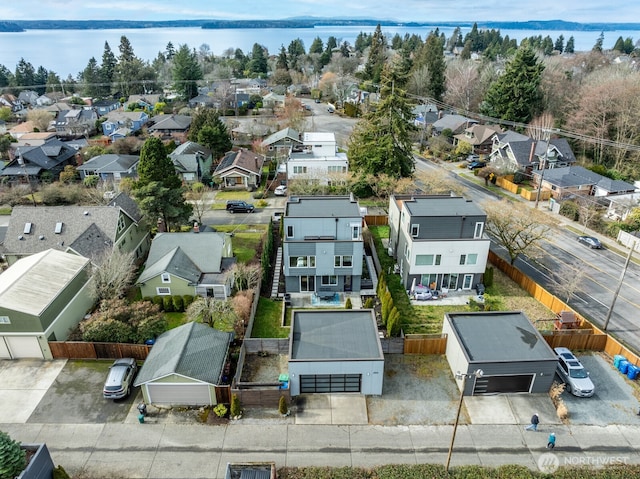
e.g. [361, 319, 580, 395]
[226, 200, 255, 213]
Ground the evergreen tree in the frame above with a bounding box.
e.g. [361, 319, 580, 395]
[80, 57, 102, 98]
[247, 43, 268, 77]
[165, 41, 176, 60]
[309, 37, 324, 55]
[134, 137, 191, 231]
[14, 58, 35, 87]
[480, 46, 544, 124]
[613, 36, 625, 52]
[363, 24, 387, 84]
[416, 31, 446, 101]
[34, 66, 48, 95]
[100, 41, 117, 97]
[0, 64, 13, 88]
[554, 35, 565, 53]
[593, 32, 604, 52]
[276, 45, 289, 70]
[287, 38, 305, 71]
[172, 44, 203, 100]
[188, 109, 232, 161]
[565, 36, 575, 54]
[347, 63, 415, 179]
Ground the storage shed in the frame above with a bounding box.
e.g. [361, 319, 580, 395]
[288, 310, 384, 396]
[443, 311, 557, 395]
[134, 322, 233, 406]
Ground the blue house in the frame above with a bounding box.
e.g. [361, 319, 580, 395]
[101, 111, 149, 140]
[92, 99, 121, 116]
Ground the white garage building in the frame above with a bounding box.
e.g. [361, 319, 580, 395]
[288, 310, 384, 396]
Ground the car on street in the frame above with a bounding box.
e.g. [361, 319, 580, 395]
[466, 154, 480, 162]
[554, 347, 595, 397]
[315, 98, 321, 103]
[467, 160, 487, 170]
[226, 200, 255, 213]
[103, 358, 138, 400]
[578, 236, 602, 249]
[274, 185, 287, 196]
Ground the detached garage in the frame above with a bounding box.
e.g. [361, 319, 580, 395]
[288, 310, 384, 396]
[443, 311, 558, 396]
[134, 322, 233, 406]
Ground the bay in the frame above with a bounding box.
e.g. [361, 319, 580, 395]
[0, 25, 638, 79]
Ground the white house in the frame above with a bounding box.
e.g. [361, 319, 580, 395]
[286, 132, 348, 184]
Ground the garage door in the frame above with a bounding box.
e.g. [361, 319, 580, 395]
[300, 374, 361, 393]
[473, 374, 533, 394]
[146, 383, 212, 406]
[0, 338, 10, 359]
[5, 336, 44, 359]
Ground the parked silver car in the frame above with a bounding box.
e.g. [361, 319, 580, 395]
[103, 358, 138, 400]
[554, 347, 595, 397]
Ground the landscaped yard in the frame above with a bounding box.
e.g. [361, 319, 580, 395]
[165, 312, 189, 330]
[213, 224, 267, 263]
[367, 225, 555, 335]
[251, 297, 289, 338]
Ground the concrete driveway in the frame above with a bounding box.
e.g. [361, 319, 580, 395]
[0, 359, 67, 423]
[27, 360, 141, 424]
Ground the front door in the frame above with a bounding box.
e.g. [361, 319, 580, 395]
[300, 276, 315, 292]
[463, 274, 473, 290]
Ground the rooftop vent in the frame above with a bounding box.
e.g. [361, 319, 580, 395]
[23, 222, 32, 234]
[18, 235, 23, 240]
[83, 211, 89, 216]
[55, 222, 63, 234]
[39, 235, 45, 240]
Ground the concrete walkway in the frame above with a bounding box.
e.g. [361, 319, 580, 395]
[4, 420, 640, 478]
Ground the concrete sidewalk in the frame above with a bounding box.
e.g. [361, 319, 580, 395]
[4, 421, 640, 478]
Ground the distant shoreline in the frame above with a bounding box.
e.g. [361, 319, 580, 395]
[2, 18, 640, 33]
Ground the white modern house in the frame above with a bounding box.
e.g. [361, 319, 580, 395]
[286, 132, 348, 184]
[388, 195, 491, 292]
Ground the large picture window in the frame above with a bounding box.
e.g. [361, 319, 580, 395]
[334, 255, 353, 267]
[290, 256, 316, 268]
[415, 254, 441, 266]
[321, 275, 338, 285]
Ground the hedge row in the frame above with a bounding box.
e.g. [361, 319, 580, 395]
[143, 295, 195, 312]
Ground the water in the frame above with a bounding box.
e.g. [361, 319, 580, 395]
[0, 25, 638, 78]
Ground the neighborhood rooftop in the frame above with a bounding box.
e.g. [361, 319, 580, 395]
[399, 195, 485, 217]
[286, 195, 361, 217]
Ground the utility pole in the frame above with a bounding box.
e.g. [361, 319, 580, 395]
[603, 241, 635, 331]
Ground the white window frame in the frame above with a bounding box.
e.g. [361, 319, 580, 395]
[410, 224, 419, 237]
[474, 222, 484, 239]
[286, 225, 294, 238]
[117, 215, 126, 233]
[351, 223, 361, 240]
[334, 255, 353, 267]
[467, 253, 478, 265]
[290, 255, 316, 268]
[161, 273, 171, 283]
[156, 287, 171, 295]
[321, 275, 338, 286]
[0, 316, 10, 324]
[463, 274, 473, 289]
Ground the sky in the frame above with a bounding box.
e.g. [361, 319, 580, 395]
[4, 0, 640, 23]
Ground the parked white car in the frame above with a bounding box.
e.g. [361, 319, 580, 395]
[274, 185, 287, 196]
[554, 347, 595, 397]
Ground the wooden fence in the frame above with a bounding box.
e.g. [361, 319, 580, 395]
[380, 337, 405, 354]
[403, 334, 447, 355]
[542, 330, 608, 351]
[496, 176, 519, 194]
[364, 215, 388, 226]
[49, 341, 152, 360]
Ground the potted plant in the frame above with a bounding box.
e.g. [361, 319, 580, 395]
[0, 430, 54, 479]
[278, 396, 290, 417]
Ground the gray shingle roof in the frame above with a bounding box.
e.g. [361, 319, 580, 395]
[447, 312, 557, 362]
[533, 165, 633, 191]
[261, 127, 300, 147]
[76, 154, 139, 174]
[148, 114, 192, 131]
[432, 114, 476, 132]
[12, 138, 76, 170]
[134, 322, 232, 385]
[290, 310, 383, 360]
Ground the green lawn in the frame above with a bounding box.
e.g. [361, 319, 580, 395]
[212, 224, 267, 263]
[251, 297, 289, 338]
[165, 312, 189, 330]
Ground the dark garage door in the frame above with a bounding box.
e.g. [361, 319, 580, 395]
[473, 374, 533, 394]
[300, 374, 361, 393]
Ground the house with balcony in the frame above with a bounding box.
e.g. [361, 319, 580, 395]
[388, 195, 490, 292]
[283, 195, 363, 294]
[286, 132, 348, 185]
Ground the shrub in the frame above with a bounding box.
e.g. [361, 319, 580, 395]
[152, 296, 164, 310]
[387, 307, 400, 337]
[345, 298, 352, 309]
[559, 200, 579, 221]
[255, 199, 268, 208]
[135, 315, 168, 344]
[230, 394, 242, 418]
[0, 430, 26, 479]
[213, 403, 228, 418]
[172, 295, 184, 312]
[278, 395, 289, 416]
[82, 318, 134, 343]
[53, 465, 71, 479]
[483, 266, 494, 288]
[364, 298, 374, 309]
[162, 296, 174, 312]
[182, 295, 194, 308]
[142, 296, 153, 303]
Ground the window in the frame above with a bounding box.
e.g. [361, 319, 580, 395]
[161, 273, 171, 283]
[287, 225, 294, 238]
[321, 275, 338, 285]
[156, 287, 171, 295]
[293, 166, 307, 174]
[334, 255, 353, 267]
[0, 316, 10, 324]
[290, 256, 315, 268]
[411, 224, 419, 237]
[328, 165, 347, 173]
[351, 224, 360, 240]
[467, 253, 477, 265]
[460, 255, 466, 265]
[300, 276, 315, 291]
[117, 215, 126, 233]
[474, 222, 484, 238]
[415, 254, 441, 266]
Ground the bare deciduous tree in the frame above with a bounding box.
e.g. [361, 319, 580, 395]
[89, 249, 136, 302]
[186, 297, 238, 331]
[577, 197, 602, 233]
[232, 263, 262, 291]
[26, 109, 54, 132]
[444, 60, 482, 112]
[415, 169, 464, 196]
[186, 181, 207, 225]
[484, 201, 552, 265]
[553, 263, 588, 303]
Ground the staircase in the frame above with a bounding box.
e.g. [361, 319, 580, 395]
[270, 246, 283, 299]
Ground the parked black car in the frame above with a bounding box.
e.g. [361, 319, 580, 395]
[226, 200, 255, 213]
[577, 236, 602, 249]
[467, 161, 487, 170]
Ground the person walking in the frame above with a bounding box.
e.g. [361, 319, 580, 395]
[525, 413, 539, 431]
[547, 432, 556, 449]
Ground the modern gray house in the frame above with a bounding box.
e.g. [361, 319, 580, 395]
[388, 195, 490, 292]
[283, 195, 363, 294]
[443, 311, 558, 395]
[288, 310, 384, 396]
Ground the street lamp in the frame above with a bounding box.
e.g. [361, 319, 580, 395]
[445, 369, 484, 472]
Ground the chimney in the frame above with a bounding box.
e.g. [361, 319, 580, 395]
[193, 222, 199, 233]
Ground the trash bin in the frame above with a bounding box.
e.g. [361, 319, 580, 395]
[628, 364, 640, 380]
[619, 360, 630, 375]
[614, 355, 627, 369]
[137, 414, 145, 424]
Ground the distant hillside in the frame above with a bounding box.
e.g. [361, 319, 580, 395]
[2, 18, 640, 32]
